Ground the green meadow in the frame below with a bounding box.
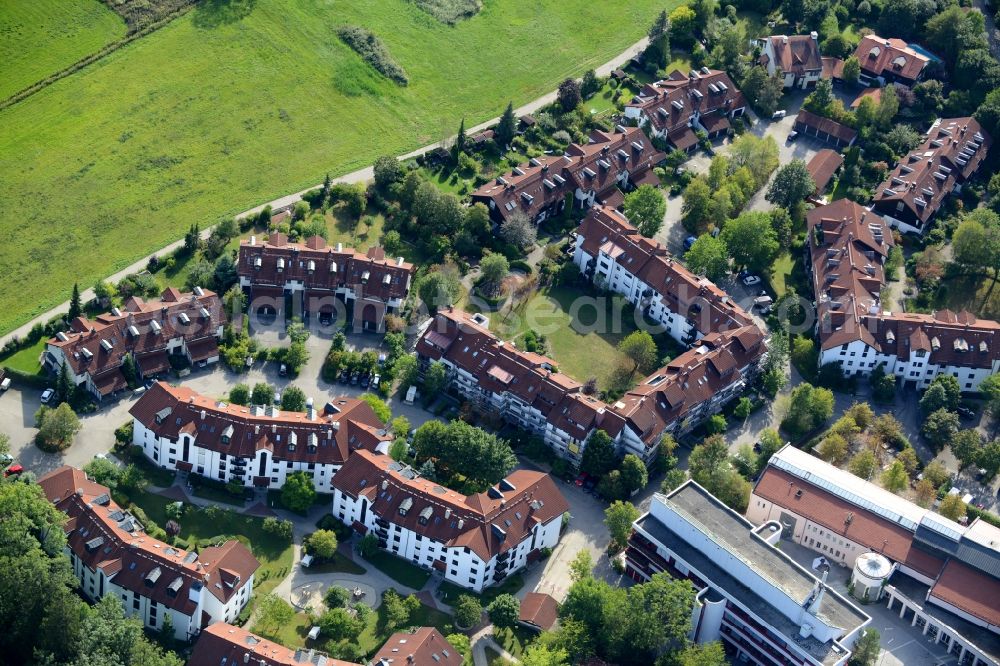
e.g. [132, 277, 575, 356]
[0, 0, 674, 335]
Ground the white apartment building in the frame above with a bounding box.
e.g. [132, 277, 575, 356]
[130, 382, 392, 493]
[38, 466, 258, 641]
[627, 482, 870, 666]
[330, 450, 569, 593]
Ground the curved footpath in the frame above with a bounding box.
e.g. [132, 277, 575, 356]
[0, 36, 649, 350]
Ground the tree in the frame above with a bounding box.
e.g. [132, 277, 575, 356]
[938, 493, 967, 522]
[256, 594, 294, 638]
[521, 644, 571, 666]
[454, 594, 483, 628]
[682, 176, 713, 231]
[781, 0, 804, 25]
[881, 460, 909, 493]
[618, 330, 658, 374]
[870, 364, 896, 403]
[479, 253, 509, 297]
[452, 117, 467, 164]
[373, 155, 403, 190]
[624, 185, 666, 237]
[757, 429, 783, 467]
[391, 415, 411, 438]
[849, 449, 878, 480]
[56, 361, 74, 405]
[68, 283, 82, 320]
[36, 402, 81, 452]
[721, 211, 780, 272]
[818, 433, 849, 464]
[280, 385, 307, 412]
[876, 85, 900, 128]
[677, 641, 728, 666]
[360, 392, 392, 422]
[416, 269, 461, 312]
[669, 6, 697, 47]
[500, 211, 537, 248]
[644, 10, 671, 70]
[488, 594, 521, 629]
[569, 550, 594, 582]
[605, 501, 640, 551]
[281, 471, 316, 513]
[741, 66, 784, 116]
[976, 439, 1000, 478]
[304, 530, 338, 559]
[688, 436, 751, 511]
[685, 235, 729, 280]
[841, 55, 861, 86]
[766, 159, 815, 210]
[358, 533, 378, 558]
[849, 628, 881, 666]
[952, 428, 982, 470]
[422, 360, 448, 398]
[915, 478, 937, 507]
[620, 454, 648, 494]
[558, 78, 582, 112]
[897, 447, 919, 474]
[581, 429, 617, 476]
[412, 419, 516, 485]
[976, 88, 1000, 138]
[922, 409, 960, 452]
[496, 101, 517, 149]
[229, 383, 250, 405]
[251, 382, 273, 406]
[923, 461, 951, 488]
[318, 607, 363, 642]
[581, 69, 601, 98]
[781, 383, 834, 436]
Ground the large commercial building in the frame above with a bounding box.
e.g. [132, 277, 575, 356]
[38, 466, 258, 642]
[873, 117, 992, 235]
[237, 234, 414, 333]
[330, 449, 569, 593]
[471, 125, 665, 225]
[44, 287, 224, 400]
[624, 68, 747, 152]
[807, 198, 1000, 390]
[748, 445, 1000, 664]
[130, 382, 392, 493]
[626, 482, 871, 666]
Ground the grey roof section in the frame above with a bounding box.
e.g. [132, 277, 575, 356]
[638, 484, 868, 665]
[915, 525, 1000, 580]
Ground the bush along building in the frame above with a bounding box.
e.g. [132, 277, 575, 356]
[872, 117, 992, 235]
[330, 449, 569, 593]
[748, 446, 1000, 665]
[807, 199, 1000, 390]
[625, 481, 871, 666]
[416, 207, 766, 466]
[44, 287, 224, 400]
[130, 382, 392, 493]
[623, 67, 747, 152]
[236, 234, 414, 333]
[470, 125, 665, 225]
[37, 466, 258, 641]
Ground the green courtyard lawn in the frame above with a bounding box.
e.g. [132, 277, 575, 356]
[362, 550, 432, 590]
[0, 0, 676, 337]
[0, 0, 126, 100]
[492, 626, 538, 659]
[437, 573, 525, 607]
[0, 338, 47, 376]
[301, 552, 367, 575]
[767, 252, 796, 299]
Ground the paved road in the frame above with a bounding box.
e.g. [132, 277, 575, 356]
[0, 36, 650, 351]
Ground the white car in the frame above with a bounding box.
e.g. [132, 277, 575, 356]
[40, 388, 54, 403]
[771, 110, 786, 120]
[742, 275, 761, 286]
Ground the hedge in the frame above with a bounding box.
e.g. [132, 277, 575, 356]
[509, 260, 533, 274]
[1, 366, 52, 389]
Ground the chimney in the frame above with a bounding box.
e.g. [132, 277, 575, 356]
[809, 31, 818, 41]
[200, 410, 206, 420]
[783, 35, 790, 44]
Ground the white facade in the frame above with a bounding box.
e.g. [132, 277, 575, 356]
[756, 35, 823, 89]
[132, 417, 343, 493]
[818, 338, 1000, 392]
[331, 488, 562, 593]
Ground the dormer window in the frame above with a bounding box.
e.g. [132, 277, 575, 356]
[221, 425, 234, 444]
[307, 260, 315, 274]
[399, 497, 413, 516]
[178, 312, 190, 325]
[277, 257, 285, 272]
[330, 261, 338, 273]
[100, 339, 113, 352]
[361, 271, 370, 283]
[288, 431, 297, 451]
[253, 256, 262, 270]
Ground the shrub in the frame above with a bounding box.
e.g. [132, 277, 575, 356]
[337, 26, 408, 85]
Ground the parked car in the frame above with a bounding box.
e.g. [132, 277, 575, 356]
[350, 371, 360, 385]
[684, 236, 698, 251]
[0, 453, 13, 468]
[771, 110, 786, 120]
[787, 130, 799, 142]
[583, 476, 598, 492]
[957, 406, 976, 420]
[273, 391, 281, 405]
[196, 359, 208, 369]
[360, 374, 370, 389]
[40, 388, 54, 404]
[339, 369, 350, 383]
[371, 374, 381, 390]
[0, 377, 10, 392]
[279, 363, 287, 377]
[742, 275, 762, 286]
[4, 464, 24, 478]
[736, 269, 751, 280]
[753, 295, 773, 309]
[574, 472, 589, 487]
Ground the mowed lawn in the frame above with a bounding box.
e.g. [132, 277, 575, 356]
[0, 0, 125, 100]
[0, 0, 674, 336]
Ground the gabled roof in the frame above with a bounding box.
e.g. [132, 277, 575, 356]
[519, 592, 560, 630]
[370, 628, 463, 666]
[626, 68, 747, 135]
[853, 34, 929, 81]
[806, 149, 844, 195]
[189, 622, 361, 666]
[763, 34, 823, 75]
[795, 110, 858, 144]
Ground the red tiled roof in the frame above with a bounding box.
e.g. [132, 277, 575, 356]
[519, 592, 559, 630]
[332, 450, 569, 562]
[806, 149, 844, 194]
[764, 35, 823, 76]
[626, 68, 746, 137]
[823, 57, 845, 79]
[753, 467, 944, 579]
[854, 35, 929, 82]
[189, 622, 361, 666]
[370, 628, 463, 666]
[850, 87, 882, 109]
[130, 382, 391, 466]
[928, 559, 1000, 628]
[794, 110, 858, 144]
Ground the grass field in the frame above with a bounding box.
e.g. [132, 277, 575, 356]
[0, 0, 125, 100]
[0, 338, 46, 375]
[0, 0, 674, 337]
[363, 550, 432, 589]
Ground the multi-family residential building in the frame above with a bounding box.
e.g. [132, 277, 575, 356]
[38, 466, 258, 641]
[188, 622, 361, 665]
[626, 481, 871, 666]
[873, 117, 992, 235]
[756, 33, 824, 88]
[237, 234, 414, 332]
[44, 287, 224, 400]
[370, 628, 464, 666]
[470, 125, 665, 225]
[748, 445, 1000, 664]
[807, 199, 1000, 390]
[793, 110, 858, 148]
[624, 67, 747, 152]
[330, 449, 569, 593]
[130, 382, 392, 493]
[852, 35, 930, 86]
